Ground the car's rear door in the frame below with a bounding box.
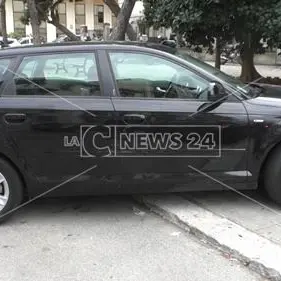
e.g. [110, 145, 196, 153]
[106, 49, 249, 193]
[0, 49, 119, 196]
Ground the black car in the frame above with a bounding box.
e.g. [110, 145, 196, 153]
[0, 41, 281, 220]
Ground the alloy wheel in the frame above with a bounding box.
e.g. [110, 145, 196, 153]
[0, 172, 9, 211]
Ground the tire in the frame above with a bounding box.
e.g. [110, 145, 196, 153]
[0, 159, 24, 222]
[264, 145, 281, 205]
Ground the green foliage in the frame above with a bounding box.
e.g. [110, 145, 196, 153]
[8, 30, 25, 39]
[143, 0, 281, 50]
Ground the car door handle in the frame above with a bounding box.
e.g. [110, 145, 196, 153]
[4, 113, 27, 124]
[123, 114, 146, 124]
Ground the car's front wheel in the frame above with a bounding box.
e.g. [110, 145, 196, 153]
[0, 159, 24, 222]
[264, 146, 281, 205]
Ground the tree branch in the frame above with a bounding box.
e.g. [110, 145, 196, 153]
[110, 0, 136, 40]
[103, 0, 137, 40]
[47, 0, 78, 41]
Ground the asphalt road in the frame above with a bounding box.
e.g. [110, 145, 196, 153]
[0, 196, 265, 281]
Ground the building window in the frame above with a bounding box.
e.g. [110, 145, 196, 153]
[94, 5, 104, 27]
[75, 3, 85, 34]
[56, 2, 67, 36]
[13, 0, 26, 36]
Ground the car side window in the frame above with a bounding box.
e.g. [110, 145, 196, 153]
[109, 52, 210, 100]
[19, 60, 37, 78]
[13, 52, 101, 96]
[0, 58, 12, 75]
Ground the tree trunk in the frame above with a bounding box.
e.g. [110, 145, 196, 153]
[240, 34, 261, 83]
[48, 5, 79, 41]
[176, 33, 183, 47]
[50, 21, 79, 41]
[27, 0, 41, 44]
[215, 37, 221, 70]
[104, 0, 137, 40]
[0, 0, 8, 45]
[110, 0, 136, 41]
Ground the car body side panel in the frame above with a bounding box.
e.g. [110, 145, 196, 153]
[0, 96, 123, 197]
[110, 97, 252, 193]
[242, 97, 281, 187]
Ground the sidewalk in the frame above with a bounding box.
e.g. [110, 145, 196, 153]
[135, 191, 281, 281]
[187, 191, 281, 245]
[179, 48, 281, 66]
[208, 63, 281, 78]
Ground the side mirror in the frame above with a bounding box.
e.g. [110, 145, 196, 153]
[208, 81, 227, 101]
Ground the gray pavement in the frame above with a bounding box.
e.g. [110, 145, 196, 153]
[138, 193, 281, 280]
[0, 196, 265, 281]
[187, 191, 281, 245]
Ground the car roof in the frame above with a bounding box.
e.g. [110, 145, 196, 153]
[0, 41, 177, 56]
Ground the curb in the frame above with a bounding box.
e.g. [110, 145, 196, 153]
[134, 195, 281, 281]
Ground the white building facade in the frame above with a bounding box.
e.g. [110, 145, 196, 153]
[3, 0, 170, 42]
[5, 0, 116, 42]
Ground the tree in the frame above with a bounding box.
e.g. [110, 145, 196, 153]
[26, 0, 41, 44]
[0, 0, 8, 45]
[103, 0, 137, 40]
[144, 0, 233, 70]
[22, 0, 79, 41]
[143, 0, 281, 82]
[110, 0, 136, 40]
[230, 0, 281, 82]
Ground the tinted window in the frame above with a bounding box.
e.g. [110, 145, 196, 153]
[0, 58, 12, 75]
[109, 52, 209, 100]
[13, 52, 101, 96]
[175, 52, 251, 97]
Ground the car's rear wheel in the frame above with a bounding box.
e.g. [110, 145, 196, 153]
[264, 146, 281, 205]
[0, 159, 24, 222]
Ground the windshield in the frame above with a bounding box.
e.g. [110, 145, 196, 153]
[175, 52, 252, 99]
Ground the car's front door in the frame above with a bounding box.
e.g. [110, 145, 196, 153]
[107, 51, 250, 193]
[0, 50, 120, 196]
